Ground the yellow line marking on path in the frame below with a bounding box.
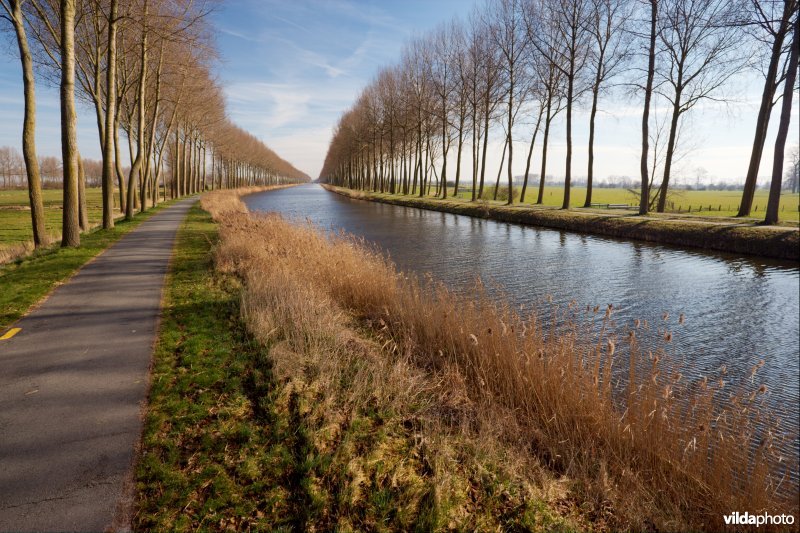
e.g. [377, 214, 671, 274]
[0, 328, 22, 340]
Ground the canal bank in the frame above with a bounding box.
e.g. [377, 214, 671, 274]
[322, 185, 800, 261]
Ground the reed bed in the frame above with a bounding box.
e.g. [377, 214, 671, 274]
[201, 189, 797, 532]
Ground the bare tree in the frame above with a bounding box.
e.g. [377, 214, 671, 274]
[102, 0, 119, 227]
[764, 13, 797, 224]
[519, 0, 546, 203]
[451, 21, 470, 197]
[528, 0, 568, 204]
[518, 43, 544, 203]
[60, 0, 80, 247]
[465, 9, 490, 200]
[653, 0, 744, 212]
[0, 0, 48, 246]
[125, 0, 147, 219]
[430, 25, 457, 198]
[475, 15, 502, 200]
[488, 0, 529, 205]
[738, 0, 798, 216]
[639, 0, 658, 215]
[786, 147, 799, 193]
[0, 147, 24, 187]
[584, 0, 631, 206]
[550, 0, 592, 208]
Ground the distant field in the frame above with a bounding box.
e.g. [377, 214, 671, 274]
[0, 188, 108, 249]
[449, 185, 800, 220]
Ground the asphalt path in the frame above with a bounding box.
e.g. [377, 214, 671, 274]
[0, 197, 196, 532]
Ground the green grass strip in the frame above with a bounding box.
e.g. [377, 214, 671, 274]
[134, 204, 296, 531]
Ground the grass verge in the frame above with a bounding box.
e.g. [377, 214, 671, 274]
[134, 200, 580, 531]
[0, 199, 177, 330]
[448, 185, 800, 221]
[324, 185, 799, 261]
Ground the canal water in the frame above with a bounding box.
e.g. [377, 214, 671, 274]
[245, 184, 800, 456]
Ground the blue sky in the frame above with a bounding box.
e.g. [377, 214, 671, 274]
[0, 0, 796, 182]
[214, 0, 471, 178]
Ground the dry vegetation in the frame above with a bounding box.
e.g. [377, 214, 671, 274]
[0, 241, 38, 265]
[201, 189, 797, 532]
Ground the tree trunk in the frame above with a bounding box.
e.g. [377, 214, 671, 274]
[144, 42, 164, 208]
[765, 16, 798, 225]
[521, 110, 543, 204]
[8, 0, 47, 246]
[101, 0, 118, 228]
[454, 115, 464, 197]
[471, 100, 478, 201]
[584, 83, 600, 207]
[657, 95, 682, 213]
[417, 121, 424, 197]
[479, 101, 491, 199]
[60, 0, 80, 247]
[639, 0, 657, 216]
[202, 144, 207, 191]
[494, 140, 508, 200]
[740, 0, 794, 217]
[78, 155, 89, 230]
[537, 99, 553, 204]
[506, 78, 514, 205]
[563, 70, 574, 209]
[113, 107, 126, 213]
[127, 1, 148, 219]
[440, 150, 447, 198]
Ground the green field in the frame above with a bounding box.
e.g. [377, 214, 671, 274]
[0, 188, 108, 249]
[448, 185, 800, 220]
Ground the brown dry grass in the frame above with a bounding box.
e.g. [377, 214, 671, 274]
[0, 241, 36, 265]
[202, 188, 798, 532]
[0, 234, 58, 265]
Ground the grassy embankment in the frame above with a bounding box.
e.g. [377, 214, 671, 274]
[0, 199, 176, 330]
[135, 187, 796, 532]
[451, 185, 800, 220]
[325, 185, 800, 261]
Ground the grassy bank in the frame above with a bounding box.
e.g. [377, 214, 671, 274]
[0, 199, 175, 330]
[135, 197, 577, 531]
[449, 185, 800, 220]
[324, 185, 800, 261]
[172, 188, 794, 532]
